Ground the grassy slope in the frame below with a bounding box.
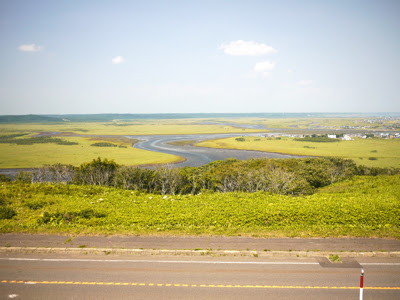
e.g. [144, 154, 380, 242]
[1, 175, 399, 238]
[196, 136, 400, 168]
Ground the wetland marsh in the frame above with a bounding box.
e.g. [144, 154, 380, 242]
[0, 114, 399, 238]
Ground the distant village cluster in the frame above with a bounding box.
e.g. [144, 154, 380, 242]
[262, 117, 400, 140]
[307, 117, 400, 131]
[264, 132, 400, 140]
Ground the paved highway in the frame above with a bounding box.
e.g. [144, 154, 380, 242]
[1, 254, 399, 299]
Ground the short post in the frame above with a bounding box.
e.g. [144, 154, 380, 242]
[359, 269, 364, 300]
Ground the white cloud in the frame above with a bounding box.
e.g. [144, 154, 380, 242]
[18, 44, 42, 52]
[220, 40, 277, 56]
[112, 56, 125, 64]
[296, 80, 314, 86]
[253, 61, 275, 77]
[254, 61, 275, 72]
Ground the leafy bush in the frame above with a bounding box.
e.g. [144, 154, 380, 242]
[23, 200, 48, 210]
[0, 134, 27, 140]
[0, 174, 11, 182]
[0, 135, 78, 145]
[0, 196, 8, 206]
[74, 157, 119, 186]
[235, 137, 245, 142]
[91, 142, 117, 147]
[294, 157, 357, 188]
[15, 171, 32, 183]
[55, 140, 79, 145]
[79, 208, 107, 219]
[39, 209, 106, 225]
[113, 166, 155, 191]
[7, 157, 399, 197]
[32, 164, 75, 183]
[294, 137, 340, 143]
[0, 207, 16, 220]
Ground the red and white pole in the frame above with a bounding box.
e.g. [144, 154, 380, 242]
[359, 269, 364, 300]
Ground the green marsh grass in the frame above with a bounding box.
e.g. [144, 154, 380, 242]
[0, 120, 263, 168]
[0, 120, 264, 136]
[1, 175, 399, 238]
[196, 136, 400, 168]
[0, 136, 183, 168]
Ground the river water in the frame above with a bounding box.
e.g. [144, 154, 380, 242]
[0, 132, 302, 178]
[128, 133, 301, 167]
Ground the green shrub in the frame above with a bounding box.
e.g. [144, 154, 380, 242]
[0, 207, 17, 219]
[90, 142, 117, 147]
[0, 174, 11, 182]
[39, 209, 106, 225]
[15, 171, 32, 183]
[73, 157, 119, 186]
[23, 200, 47, 210]
[0, 135, 78, 145]
[79, 208, 107, 219]
[0, 196, 8, 206]
[294, 137, 340, 143]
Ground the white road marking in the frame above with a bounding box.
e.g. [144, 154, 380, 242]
[360, 263, 400, 266]
[0, 258, 320, 265]
[0, 258, 399, 266]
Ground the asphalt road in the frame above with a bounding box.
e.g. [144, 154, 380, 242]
[1, 254, 399, 299]
[2, 234, 400, 252]
[130, 133, 301, 167]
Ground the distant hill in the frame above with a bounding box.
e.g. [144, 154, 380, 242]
[1, 113, 399, 123]
[51, 113, 296, 122]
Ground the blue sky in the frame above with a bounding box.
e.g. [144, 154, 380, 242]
[1, 0, 399, 114]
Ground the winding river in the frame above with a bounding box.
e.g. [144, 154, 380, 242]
[0, 132, 302, 178]
[128, 133, 301, 167]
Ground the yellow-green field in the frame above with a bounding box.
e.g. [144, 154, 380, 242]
[196, 136, 400, 168]
[1, 118, 398, 168]
[0, 136, 183, 168]
[0, 120, 264, 136]
[0, 120, 263, 168]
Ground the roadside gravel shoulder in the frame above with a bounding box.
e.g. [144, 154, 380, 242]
[1, 234, 399, 257]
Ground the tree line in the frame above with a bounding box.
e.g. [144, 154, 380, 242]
[9, 157, 400, 196]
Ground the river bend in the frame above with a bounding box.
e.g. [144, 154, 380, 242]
[128, 133, 300, 167]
